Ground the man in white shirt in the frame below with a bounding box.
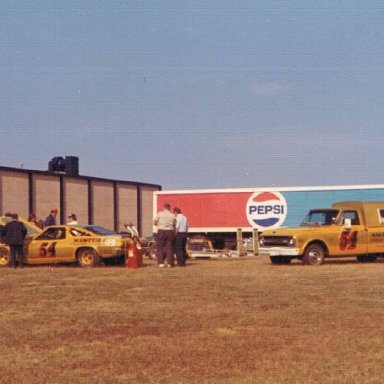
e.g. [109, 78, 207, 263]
[67, 213, 78, 225]
[153, 203, 176, 267]
[174, 207, 188, 267]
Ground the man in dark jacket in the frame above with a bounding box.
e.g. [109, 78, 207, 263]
[1, 213, 27, 268]
[44, 208, 58, 227]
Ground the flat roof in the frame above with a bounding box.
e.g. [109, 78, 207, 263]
[0, 165, 161, 189]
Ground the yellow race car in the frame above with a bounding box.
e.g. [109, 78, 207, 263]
[0, 217, 132, 268]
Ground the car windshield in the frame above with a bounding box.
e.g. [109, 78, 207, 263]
[301, 209, 339, 226]
[83, 225, 119, 236]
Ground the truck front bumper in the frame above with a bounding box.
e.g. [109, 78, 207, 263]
[258, 247, 300, 257]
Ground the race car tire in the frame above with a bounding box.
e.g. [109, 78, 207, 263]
[0, 247, 10, 267]
[77, 248, 101, 268]
[302, 244, 325, 266]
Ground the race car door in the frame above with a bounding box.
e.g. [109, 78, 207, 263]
[27, 227, 74, 263]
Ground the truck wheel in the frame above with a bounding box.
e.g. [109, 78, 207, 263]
[77, 248, 100, 268]
[303, 244, 325, 266]
[356, 255, 377, 263]
[270, 256, 291, 265]
[0, 247, 10, 267]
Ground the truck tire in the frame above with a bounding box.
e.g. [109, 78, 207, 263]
[270, 256, 291, 265]
[302, 244, 325, 266]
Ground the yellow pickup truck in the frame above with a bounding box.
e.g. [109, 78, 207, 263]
[258, 201, 384, 265]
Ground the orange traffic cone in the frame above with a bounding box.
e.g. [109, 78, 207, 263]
[126, 240, 143, 268]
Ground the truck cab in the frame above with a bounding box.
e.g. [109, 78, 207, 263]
[258, 201, 384, 265]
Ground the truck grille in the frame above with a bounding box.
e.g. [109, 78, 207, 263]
[261, 236, 293, 247]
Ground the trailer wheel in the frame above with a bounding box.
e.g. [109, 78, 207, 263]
[148, 242, 157, 260]
[302, 244, 325, 266]
[270, 256, 291, 265]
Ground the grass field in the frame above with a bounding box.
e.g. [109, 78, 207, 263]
[1, 256, 383, 384]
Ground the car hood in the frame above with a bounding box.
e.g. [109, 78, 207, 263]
[261, 225, 337, 237]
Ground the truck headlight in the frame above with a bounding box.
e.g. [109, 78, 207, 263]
[259, 237, 264, 246]
[288, 237, 296, 247]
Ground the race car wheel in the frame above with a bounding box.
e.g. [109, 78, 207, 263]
[302, 244, 325, 266]
[0, 247, 10, 267]
[77, 248, 101, 268]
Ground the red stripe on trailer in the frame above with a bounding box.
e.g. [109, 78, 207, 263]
[156, 192, 252, 228]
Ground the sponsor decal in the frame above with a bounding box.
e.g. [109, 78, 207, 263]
[74, 238, 101, 244]
[339, 230, 358, 250]
[246, 191, 287, 229]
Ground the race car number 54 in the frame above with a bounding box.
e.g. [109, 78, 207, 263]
[38, 242, 57, 257]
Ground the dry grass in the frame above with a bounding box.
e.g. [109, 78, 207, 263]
[0, 257, 383, 384]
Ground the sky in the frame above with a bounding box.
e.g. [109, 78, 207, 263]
[1, 1, 383, 190]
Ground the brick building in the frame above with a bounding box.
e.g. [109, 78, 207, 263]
[0, 160, 161, 236]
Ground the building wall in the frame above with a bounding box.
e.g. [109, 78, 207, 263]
[63, 178, 89, 225]
[33, 174, 61, 222]
[0, 170, 29, 217]
[117, 184, 138, 232]
[141, 186, 157, 237]
[0, 166, 160, 236]
[92, 180, 115, 230]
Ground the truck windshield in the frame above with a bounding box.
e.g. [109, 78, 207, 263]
[301, 209, 339, 226]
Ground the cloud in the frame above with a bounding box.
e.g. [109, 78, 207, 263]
[249, 81, 286, 97]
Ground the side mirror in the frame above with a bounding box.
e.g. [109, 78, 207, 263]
[344, 218, 352, 230]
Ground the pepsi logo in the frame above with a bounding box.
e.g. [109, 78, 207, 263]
[246, 191, 287, 229]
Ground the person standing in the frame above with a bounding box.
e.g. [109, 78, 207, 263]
[67, 213, 78, 225]
[174, 207, 188, 267]
[44, 208, 58, 227]
[153, 203, 176, 267]
[1, 213, 27, 268]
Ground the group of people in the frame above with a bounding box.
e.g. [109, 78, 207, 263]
[1, 208, 79, 268]
[28, 209, 78, 228]
[2, 204, 189, 269]
[153, 203, 188, 268]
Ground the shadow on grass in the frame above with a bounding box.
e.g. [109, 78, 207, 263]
[272, 257, 384, 267]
